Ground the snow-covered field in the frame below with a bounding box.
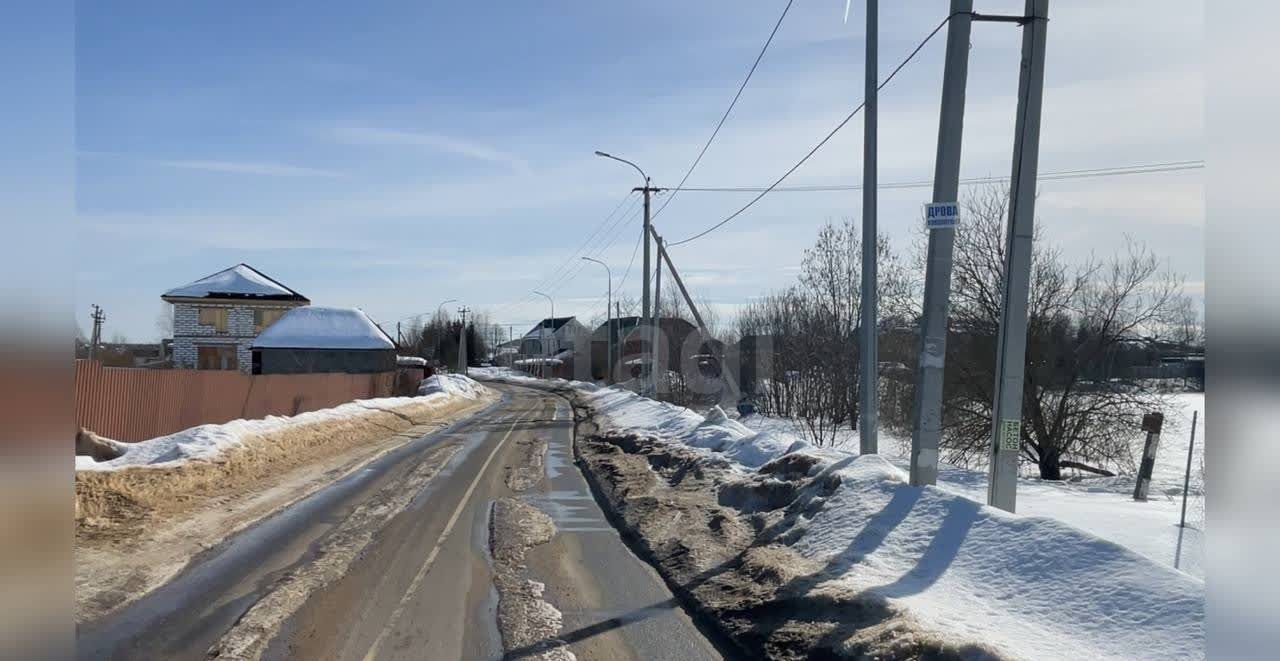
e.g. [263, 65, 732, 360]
[543, 379, 1204, 660]
[738, 394, 1206, 579]
[76, 373, 488, 471]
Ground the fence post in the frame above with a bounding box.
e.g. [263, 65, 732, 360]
[1133, 411, 1165, 501]
[1179, 410, 1200, 527]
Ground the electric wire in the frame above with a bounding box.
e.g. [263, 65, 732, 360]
[668, 14, 953, 247]
[666, 161, 1205, 193]
[651, 0, 795, 223]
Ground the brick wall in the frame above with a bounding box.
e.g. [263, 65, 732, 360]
[171, 301, 300, 373]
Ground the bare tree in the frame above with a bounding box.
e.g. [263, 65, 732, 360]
[734, 218, 914, 447]
[156, 302, 174, 339]
[941, 185, 1185, 479]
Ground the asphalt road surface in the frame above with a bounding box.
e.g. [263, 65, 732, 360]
[79, 381, 725, 660]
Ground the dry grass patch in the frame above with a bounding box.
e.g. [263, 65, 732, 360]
[76, 394, 485, 542]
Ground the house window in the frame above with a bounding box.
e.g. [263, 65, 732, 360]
[198, 307, 229, 332]
[254, 308, 284, 333]
[196, 345, 238, 370]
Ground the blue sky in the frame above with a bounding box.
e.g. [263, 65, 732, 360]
[73, 1, 1203, 341]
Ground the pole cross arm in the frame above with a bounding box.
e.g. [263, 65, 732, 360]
[968, 12, 1042, 24]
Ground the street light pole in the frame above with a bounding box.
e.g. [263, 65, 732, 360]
[582, 257, 612, 383]
[533, 290, 554, 379]
[595, 151, 658, 325]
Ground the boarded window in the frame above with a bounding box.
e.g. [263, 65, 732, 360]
[198, 307, 229, 332]
[196, 345, 238, 370]
[254, 308, 285, 333]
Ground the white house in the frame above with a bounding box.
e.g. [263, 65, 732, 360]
[520, 316, 590, 357]
[162, 264, 310, 372]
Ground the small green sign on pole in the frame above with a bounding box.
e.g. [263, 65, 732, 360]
[999, 419, 1021, 452]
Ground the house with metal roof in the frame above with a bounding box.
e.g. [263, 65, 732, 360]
[162, 264, 309, 372]
[250, 306, 396, 374]
[520, 316, 590, 358]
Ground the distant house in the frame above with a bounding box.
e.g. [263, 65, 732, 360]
[98, 342, 169, 368]
[591, 316, 704, 378]
[162, 264, 310, 372]
[520, 317, 590, 357]
[493, 338, 523, 366]
[251, 306, 396, 374]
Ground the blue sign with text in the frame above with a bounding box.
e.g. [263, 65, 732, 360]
[925, 202, 959, 230]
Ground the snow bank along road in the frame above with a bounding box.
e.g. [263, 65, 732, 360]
[557, 380, 1205, 660]
[78, 382, 725, 660]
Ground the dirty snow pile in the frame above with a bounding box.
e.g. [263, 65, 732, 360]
[468, 366, 547, 385]
[417, 372, 487, 399]
[76, 375, 489, 471]
[578, 384, 1205, 660]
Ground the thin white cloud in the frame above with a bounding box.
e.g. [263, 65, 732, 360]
[326, 125, 530, 173]
[78, 151, 346, 178]
[154, 159, 347, 178]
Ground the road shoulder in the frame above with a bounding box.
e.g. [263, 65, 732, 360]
[76, 390, 499, 625]
[565, 387, 1004, 660]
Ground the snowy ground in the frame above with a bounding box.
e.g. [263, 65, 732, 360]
[738, 393, 1206, 579]
[552, 381, 1204, 659]
[474, 368, 1206, 578]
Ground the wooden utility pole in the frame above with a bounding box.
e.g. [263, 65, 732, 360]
[457, 307, 470, 375]
[89, 304, 105, 361]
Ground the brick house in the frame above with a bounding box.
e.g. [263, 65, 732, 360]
[161, 264, 309, 372]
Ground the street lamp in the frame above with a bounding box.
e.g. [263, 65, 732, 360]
[434, 298, 456, 364]
[582, 257, 612, 384]
[594, 150, 648, 184]
[532, 290, 554, 379]
[596, 150, 656, 392]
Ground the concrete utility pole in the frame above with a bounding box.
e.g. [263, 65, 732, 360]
[906, 0, 972, 484]
[859, 0, 880, 455]
[88, 304, 105, 361]
[654, 230, 741, 401]
[643, 185, 652, 324]
[987, 0, 1049, 513]
[582, 257, 612, 383]
[616, 301, 623, 381]
[456, 306, 470, 375]
[910, 0, 973, 488]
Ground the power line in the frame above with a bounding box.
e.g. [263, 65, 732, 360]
[485, 191, 639, 320]
[666, 160, 1205, 193]
[652, 0, 795, 223]
[610, 223, 646, 303]
[543, 197, 645, 294]
[524, 192, 638, 299]
[668, 14, 953, 248]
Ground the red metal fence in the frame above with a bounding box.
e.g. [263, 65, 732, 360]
[74, 360, 415, 442]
